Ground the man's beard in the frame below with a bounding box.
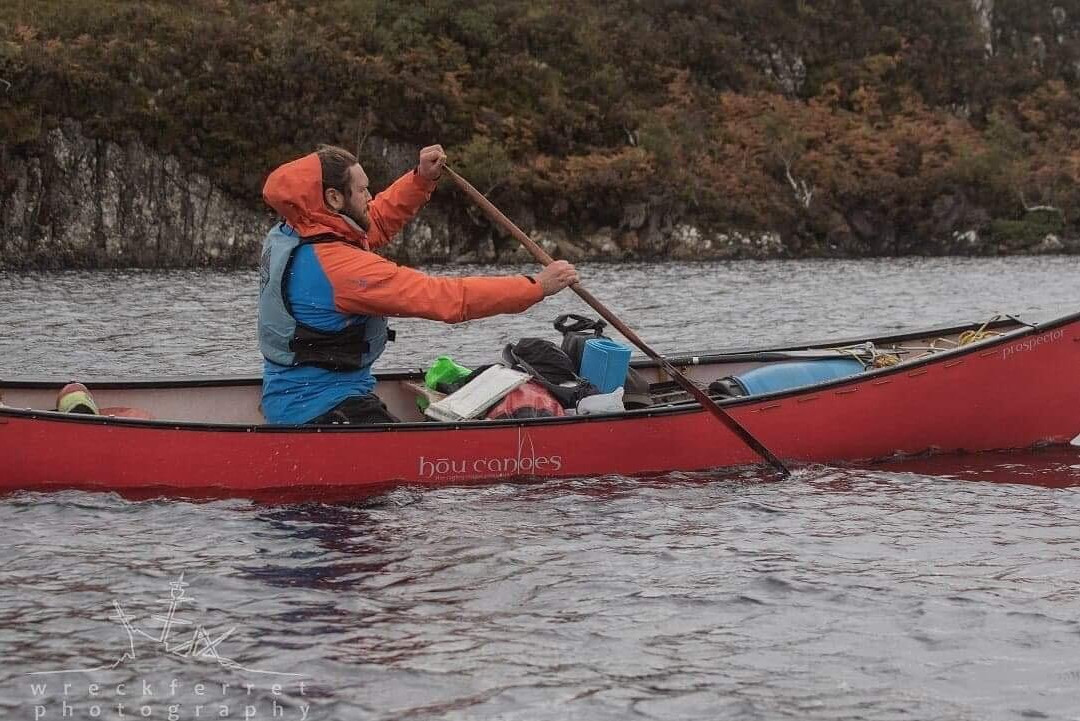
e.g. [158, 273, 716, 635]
[341, 202, 370, 232]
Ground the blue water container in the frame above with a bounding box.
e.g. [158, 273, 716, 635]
[732, 358, 864, 396]
[580, 338, 632, 393]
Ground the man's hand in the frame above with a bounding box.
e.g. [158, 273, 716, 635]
[418, 144, 447, 182]
[536, 260, 579, 297]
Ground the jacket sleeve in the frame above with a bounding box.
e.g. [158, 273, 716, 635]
[366, 170, 438, 250]
[315, 244, 545, 323]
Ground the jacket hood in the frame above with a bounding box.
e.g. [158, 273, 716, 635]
[262, 153, 368, 247]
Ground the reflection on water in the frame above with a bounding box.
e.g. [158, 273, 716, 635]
[3, 257, 1080, 719]
[869, 447, 1080, 488]
[7, 463, 1080, 719]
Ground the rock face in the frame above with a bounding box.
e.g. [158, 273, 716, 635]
[0, 121, 793, 268]
[973, 0, 994, 54]
[0, 121, 455, 269]
[2, 121, 269, 268]
[2, 120, 1076, 269]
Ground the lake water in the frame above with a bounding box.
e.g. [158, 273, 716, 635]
[2, 257, 1080, 720]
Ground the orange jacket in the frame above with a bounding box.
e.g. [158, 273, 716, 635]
[262, 153, 543, 323]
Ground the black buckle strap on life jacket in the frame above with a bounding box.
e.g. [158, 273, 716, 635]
[290, 323, 370, 371]
[387, 328, 396, 342]
[554, 313, 606, 337]
[298, 232, 345, 245]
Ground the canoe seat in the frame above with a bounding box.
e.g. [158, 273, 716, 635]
[402, 381, 445, 406]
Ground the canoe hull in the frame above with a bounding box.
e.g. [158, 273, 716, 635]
[4, 316, 1080, 493]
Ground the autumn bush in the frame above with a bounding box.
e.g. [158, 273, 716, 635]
[2, 0, 1078, 254]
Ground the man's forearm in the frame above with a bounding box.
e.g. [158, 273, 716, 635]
[366, 170, 438, 248]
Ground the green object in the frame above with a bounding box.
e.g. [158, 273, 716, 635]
[425, 356, 472, 389]
[417, 356, 473, 411]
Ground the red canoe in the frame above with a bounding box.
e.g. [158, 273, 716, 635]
[3, 313, 1079, 496]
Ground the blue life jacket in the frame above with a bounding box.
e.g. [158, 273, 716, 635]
[258, 223, 392, 423]
[258, 223, 390, 371]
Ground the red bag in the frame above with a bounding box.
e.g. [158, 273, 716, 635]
[486, 381, 565, 420]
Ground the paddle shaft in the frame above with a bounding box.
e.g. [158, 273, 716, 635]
[445, 166, 790, 476]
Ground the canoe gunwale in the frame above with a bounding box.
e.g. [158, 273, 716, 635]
[656, 314, 1031, 366]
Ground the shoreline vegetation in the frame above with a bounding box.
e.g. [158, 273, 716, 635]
[2, 1, 1079, 268]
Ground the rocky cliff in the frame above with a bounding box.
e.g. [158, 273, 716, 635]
[0, 121, 798, 268]
[2, 121, 265, 268]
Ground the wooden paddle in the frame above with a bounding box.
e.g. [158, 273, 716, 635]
[445, 166, 791, 477]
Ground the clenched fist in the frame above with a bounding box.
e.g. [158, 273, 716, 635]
[536, 260, 579, 297]
[418, 144, 447, 182]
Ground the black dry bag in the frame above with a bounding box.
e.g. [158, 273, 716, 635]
[553, 314, 653, 408]
[502, 338, 598, 409]
[554, 313, 607, 371]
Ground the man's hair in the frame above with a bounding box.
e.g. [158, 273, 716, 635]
[316, 145, 357, 196]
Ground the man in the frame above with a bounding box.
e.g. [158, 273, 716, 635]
[258, 144, 579, 425]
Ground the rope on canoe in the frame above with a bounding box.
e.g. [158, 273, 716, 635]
[958, 314, 1005, 346]
[833, 342, 900, 369]
[832, 311, 1007, 368]
[871, 353, 900, 367]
